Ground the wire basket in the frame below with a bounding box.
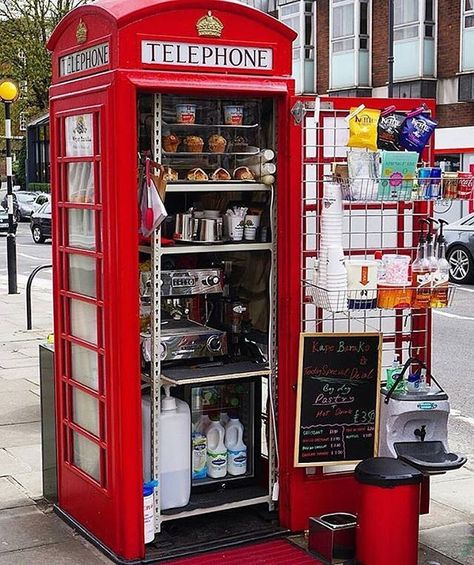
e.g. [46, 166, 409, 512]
[336, 177, 474, 202]
[305, 281, 456, 313]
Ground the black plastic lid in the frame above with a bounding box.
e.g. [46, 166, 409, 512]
[355, 457, 423, 487]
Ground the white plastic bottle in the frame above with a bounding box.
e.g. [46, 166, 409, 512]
[206, 418, 227, 478]
[220, 411, 230, 427]
[192, 431, 207, 479]
[195, 414, 211, 434]
[159, 387, 191, 510]
[225, 417, 247, 476]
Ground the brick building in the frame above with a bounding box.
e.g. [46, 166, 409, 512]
[240, 0, 474, 173]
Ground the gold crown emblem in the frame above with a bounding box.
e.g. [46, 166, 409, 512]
[196, 11, 224, 38]
[76, 19, 87, 44]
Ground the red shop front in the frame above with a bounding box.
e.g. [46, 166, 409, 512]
[47, 0, 436, 562]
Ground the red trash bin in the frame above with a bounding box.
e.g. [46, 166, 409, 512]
[355, 457, 423, 565]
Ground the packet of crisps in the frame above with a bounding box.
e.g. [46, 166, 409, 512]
[347, 106, 381, 152]
[377, 110, 406, 151]
[399, 112, 437, 153]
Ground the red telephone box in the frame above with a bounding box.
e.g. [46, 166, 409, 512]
[47, 1, 436, 562]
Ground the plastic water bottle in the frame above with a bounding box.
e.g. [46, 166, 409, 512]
[206, 418, 227, 478]
[192, 432, 207, 480]
[159, 387, 191, 510]
[225, 416, 247, 476]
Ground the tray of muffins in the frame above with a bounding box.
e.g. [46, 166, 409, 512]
[162, 134, 260, 156]
[162, 166, 256, 183]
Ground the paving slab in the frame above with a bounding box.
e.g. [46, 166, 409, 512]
[432, 468, 474, 484]
[0, 478, 34, 511]
[0, 365, 41, 382]
[430, 476, 474, 517]
[421, 500, 471, 531]
[419, 544, 465, 565]
[0, 422, 41, 448]
[0, 391, 40, 424]
[420, 523, 474, 565]
[0, 540, 110, 565]
[0, 357, 41, 369]
[0, 506, 73, 554]
[6, 445, 42, 472]
[10, 471, 43, 499]
[0, 378, 38, 393]
[0, 449, 32, 476]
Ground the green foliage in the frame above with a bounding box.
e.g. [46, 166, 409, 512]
[28, 182, 50, 192]
[0, 0, 87, 117]
[13, 138, 27, 187]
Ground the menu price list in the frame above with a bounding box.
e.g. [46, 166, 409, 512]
[294, 333, 381, 466]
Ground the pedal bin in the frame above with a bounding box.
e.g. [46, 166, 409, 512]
[355, 457, 423, 565]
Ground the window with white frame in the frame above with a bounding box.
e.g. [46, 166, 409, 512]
[393, 0, 435, 80]
[279, 1, 314, 93]
[461, 0, 474, 71]
[330, 0, 370, 90]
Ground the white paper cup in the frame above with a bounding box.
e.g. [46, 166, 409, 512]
[227, 216, 244, 241]
[244, 214, 261, 241]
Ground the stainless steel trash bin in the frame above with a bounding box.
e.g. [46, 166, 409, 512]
[309, 512, 356, 564]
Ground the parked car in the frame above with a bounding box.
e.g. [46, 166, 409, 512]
[0, 208, 18, 234]
[445, 212, 474, 284]
[1, 191, 38, 222]
[31, 193, 51, 215]
[30, 202, 52, 243]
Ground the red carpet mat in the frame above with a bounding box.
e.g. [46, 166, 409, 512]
[163, 539, 323, 564]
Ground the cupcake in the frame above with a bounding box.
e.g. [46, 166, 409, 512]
[231, 136, 248, 152]
[163, 167, 178, 181]
[184, 135, 204, 152]
[211, 167, 231, 181]
[208, 134, 227, 153]
[162, 134, 181, 153]
[233, 166, 255, 181]
[187, 168, 209, 181]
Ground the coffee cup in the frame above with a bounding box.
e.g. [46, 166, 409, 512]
[244, 214, 261, 241]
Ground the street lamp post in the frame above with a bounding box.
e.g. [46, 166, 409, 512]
[0, 80, 19, 294]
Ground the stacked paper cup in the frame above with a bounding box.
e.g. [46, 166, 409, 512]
[318, 182, 348, 311]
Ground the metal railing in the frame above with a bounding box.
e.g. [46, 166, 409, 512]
[26, 264, 52, 330]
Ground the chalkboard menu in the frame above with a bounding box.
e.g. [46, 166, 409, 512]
[294, 333, 382, 467]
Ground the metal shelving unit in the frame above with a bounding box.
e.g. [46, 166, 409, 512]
[148, 93, 278, 534]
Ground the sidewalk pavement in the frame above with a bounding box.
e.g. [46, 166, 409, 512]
[0, 277, 473, 564]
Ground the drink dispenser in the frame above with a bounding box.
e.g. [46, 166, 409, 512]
[378, 357, 466, 474]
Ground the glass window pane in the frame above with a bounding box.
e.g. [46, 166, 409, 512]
[68, 209, 95, 250]
[360, 1, 368, 35]
[68, 163, 94, 204]
[425, 0, 433, 20]
[73, 388, 99, 436]
[65, 114, 94, 157]
[466, 15, 474, 27]
[466, 0, 474, 12]
[73, 431, 100, 482]
[394, 0, 419, 25]
[69, 254, 96, 298]
[70, 299, 97, 344]
[71, 343, 99, 390]
[333, 38, 355, 52]
[394, 25, 419, 41]
[333, 3, 354, 39]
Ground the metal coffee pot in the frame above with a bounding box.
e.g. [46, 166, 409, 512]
[197, 218, 223, 242]
[174, 213, 198, 241]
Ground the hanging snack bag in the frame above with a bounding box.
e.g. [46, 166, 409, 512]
[400, 112, 437, 153]
[347, 106, 381, 152]
[377, 109, 406, 151]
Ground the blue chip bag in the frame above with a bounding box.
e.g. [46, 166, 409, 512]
[399, 113, 437, 153]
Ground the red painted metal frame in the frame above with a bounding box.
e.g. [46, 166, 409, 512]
[48, 0, 296, 561]
[279, 96, 436, 532]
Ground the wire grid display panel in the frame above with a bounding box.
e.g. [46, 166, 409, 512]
[301, 106, 432, 371]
